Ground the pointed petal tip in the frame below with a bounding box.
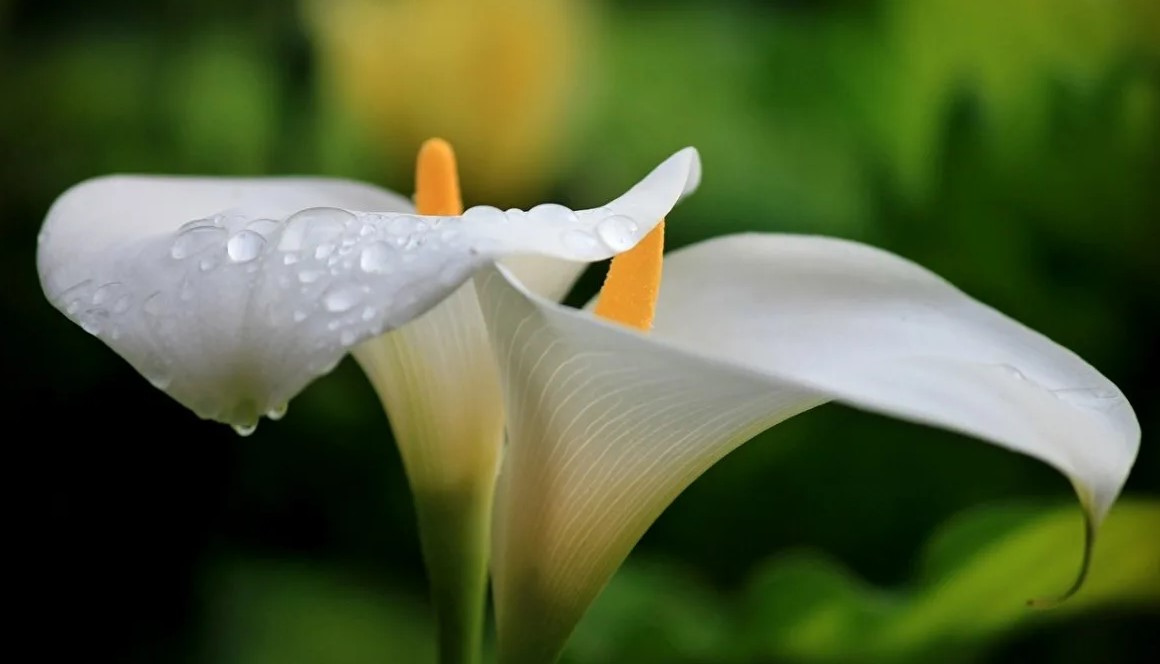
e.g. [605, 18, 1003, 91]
[1027, 508, 1096, 608]
[674, 146, 702, 198]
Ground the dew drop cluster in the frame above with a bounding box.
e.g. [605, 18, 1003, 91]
[52, 197, 656, 432]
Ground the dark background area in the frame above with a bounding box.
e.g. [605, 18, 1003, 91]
[5, 0, 1157, 662]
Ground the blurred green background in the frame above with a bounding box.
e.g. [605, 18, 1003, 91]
[5, 0, 1158, 662]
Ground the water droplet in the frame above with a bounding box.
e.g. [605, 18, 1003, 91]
[1053, 387, 1120, 410]
[91, 282, 120, 306]
[292, 309, 307, 322]
[340, 329, 358, 345]
[323, 284, 363, 313]
[505, 208, 528, 222]
[245, 218, 280, 236]
[66, 300, 81, 315]
[996, 364, 1028, 381]
[386, 215, 423, 235]
[359, 224, 376, 237]
[233, 422, 258, 437]
[562, 229, 599, 254]
[227, 229, 266, 263]
[385, 216, 428, 251]
[297, 269, 324, 284]
[283, 253, 300, 265]
[199, 256, 218, 272]
[79, 309, 108, 336]
[528, 203, 579, 225]
[170, 223, 224, 259]
[463, 205, 507, 225]
[361, 306, 375, 321]
[596, 215, 639, 252]
[279, 207, 355, 252]
[315, 244, 335, 260]
[359, 242, 394, 274]
[58, 279, 92, 298]
[112, 294, 132, 314]
[266, 403, 288, 421]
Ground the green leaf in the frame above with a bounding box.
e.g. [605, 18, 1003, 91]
[743, 499, 1160, 663]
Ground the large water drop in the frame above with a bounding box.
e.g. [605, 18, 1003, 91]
[233, 422, 258, 437]
[359, 242, 394, 274]
[266, 403, 288, 421]
[463, 205, 507, 225]
[279, 208, 355, 252]
[91, 282, 121, 306]
[170, 223, 224, 260]
[596, 215, 639, 252]
[148, 373, 172, 390]
[227, 230, 266, 263]
[528, 203, 579, 225]
[297, 269, 324, 284]
[324, 284, 363, 313]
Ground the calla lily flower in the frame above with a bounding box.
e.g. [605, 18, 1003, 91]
[348, 140, 613, 662]
[37, 142, 700, 664]
[37, 137, 1139, 664]
[472, 229, 1140, 661]
[36, 147, 701, 430]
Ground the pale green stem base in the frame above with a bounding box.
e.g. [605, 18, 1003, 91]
[413, 484, 494, 664]
[496, 592, 576, 664]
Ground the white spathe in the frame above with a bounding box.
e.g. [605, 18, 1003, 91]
[351, 254, 591, 492]
[37, 148, 702, 427]
[474, 234, 1139, 662]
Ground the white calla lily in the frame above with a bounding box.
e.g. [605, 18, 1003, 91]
[473, 234, 1140, 663]
[36, 147, 701, 430]
[348, 139, 603, 663]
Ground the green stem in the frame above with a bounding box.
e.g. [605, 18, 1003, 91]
[413, 484, 493, 664]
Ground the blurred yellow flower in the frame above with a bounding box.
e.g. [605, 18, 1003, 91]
[302, 0, 594, 202]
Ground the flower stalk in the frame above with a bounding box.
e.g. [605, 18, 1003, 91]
[413, 481, 495, 664]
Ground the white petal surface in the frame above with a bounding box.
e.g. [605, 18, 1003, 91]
[473, 233, 1138, 661]
[353, 281, 505, 489]
[37, 148, 700, 426]
[651, 234, 1139, 520]
[499, 255, 588, 302]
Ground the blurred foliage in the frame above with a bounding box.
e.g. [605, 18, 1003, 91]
[203, 560, 435, 664]
[5, 0, 1158, 662]
[738, 500, 1160, 664]
[197, 501, 1158, 664]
